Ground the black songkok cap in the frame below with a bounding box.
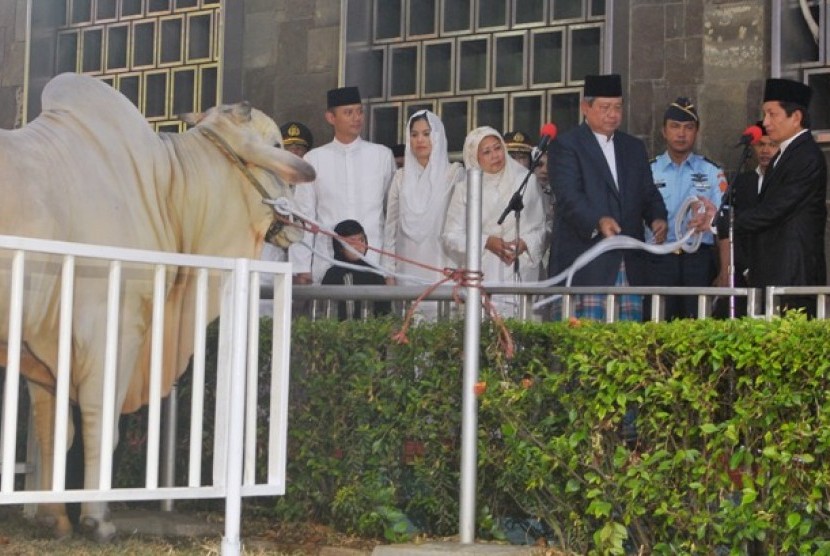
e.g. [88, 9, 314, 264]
[327, 86, 362, 109]
[763, 78, 812, 108]
[664, 97, 699, 123]
[280, 121, 314, 149]
[583, 74, 622, 98]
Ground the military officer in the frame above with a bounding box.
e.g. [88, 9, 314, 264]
[646, 97, 727, 320]
[280, 121, 314, 157]
[503, 130, 533, 169]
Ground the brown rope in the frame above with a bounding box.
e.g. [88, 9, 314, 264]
[197, 126, 292, 241]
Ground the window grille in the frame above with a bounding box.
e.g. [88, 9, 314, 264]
[345, 0, 608, 152]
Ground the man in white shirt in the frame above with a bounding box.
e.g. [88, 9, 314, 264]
[289, 86, 396, 284]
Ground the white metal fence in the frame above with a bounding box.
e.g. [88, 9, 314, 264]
[289, 283, 830, 322]
[0, 234, 292, 555]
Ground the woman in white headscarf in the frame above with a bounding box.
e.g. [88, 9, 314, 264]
[382, 110, 463, 303]
[442, 126, 547, 317]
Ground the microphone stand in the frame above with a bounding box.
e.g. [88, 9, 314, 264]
[720, 140, 754, 429]
[497, 148, 546, 281]
[721, 142, 755, 319]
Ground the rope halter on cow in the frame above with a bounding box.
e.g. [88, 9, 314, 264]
[197, 126, 293, 246]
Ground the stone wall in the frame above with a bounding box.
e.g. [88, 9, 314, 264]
[0, 0, 27, 129]
[617, 0, 767, 173]
[240, 0, 341, 150]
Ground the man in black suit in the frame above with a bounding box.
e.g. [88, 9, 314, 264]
[714, 122, 779, 317]
[698, 79, 827, 314]
[547, 74, 668, 321]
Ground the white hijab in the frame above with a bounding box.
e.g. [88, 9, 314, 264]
[400, 110, 453, 242]
[462, 126, 522, 195]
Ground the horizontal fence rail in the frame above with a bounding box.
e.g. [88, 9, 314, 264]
[0, 234, 292, 555]
[282, 284, 830, 322]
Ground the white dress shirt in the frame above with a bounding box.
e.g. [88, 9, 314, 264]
[594, 131, 618, 187]
[289, 137, 396, 282]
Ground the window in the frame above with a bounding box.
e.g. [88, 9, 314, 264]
[390, 45, 419, 97]
[54, 0, 221, 131]
[345, 0, 609, 151]
[514, 0, 546, 27]
[106, 25, 129, 71]
[424, 41, 453, 95]
[512, 93, 543, 136]
[475, 95, 506, 130]
[532, 30, 564, 86]
[458, 36, 490, 92]
[371, 104, 401, 147]
[773, 0, 830, 133]
[494, 33, 526, 89]
[409, 0, 437, 37]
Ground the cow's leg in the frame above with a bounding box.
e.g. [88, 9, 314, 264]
[27, 381, 74, 539]
[75, 311, 147, 544]
[75, 397, 118, 543]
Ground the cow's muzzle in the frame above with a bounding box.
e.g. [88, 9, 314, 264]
[265, 216, 303, 248]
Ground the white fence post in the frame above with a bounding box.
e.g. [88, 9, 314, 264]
[459, 169, 482, 544]
[221, 258, 250, 556]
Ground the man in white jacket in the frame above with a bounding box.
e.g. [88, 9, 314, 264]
[289, 86, 396, 284]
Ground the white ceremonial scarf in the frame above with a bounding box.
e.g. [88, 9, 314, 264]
[462, 126, 520, 203]
[399, 110, 453, 242]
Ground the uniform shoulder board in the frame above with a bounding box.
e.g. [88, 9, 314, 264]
[702, 156, 722, 169]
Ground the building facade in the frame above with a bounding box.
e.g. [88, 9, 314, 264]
[0, 1, 827, 177]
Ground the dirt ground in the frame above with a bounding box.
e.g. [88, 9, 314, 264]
[0, 504, 385, 555]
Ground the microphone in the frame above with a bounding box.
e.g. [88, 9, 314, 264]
[536, 122, 558, 152]
[734, 125, 763, 147]
[497, 123, 558, 226]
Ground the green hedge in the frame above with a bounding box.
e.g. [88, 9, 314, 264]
[280, 315, 830, 554]
[121, 313, 830, 554]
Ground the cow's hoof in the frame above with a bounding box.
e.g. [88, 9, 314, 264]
[80, 516, 117, 543]
[34, 513, 73, 540]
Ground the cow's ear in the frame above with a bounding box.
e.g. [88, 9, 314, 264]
[178, 112, 204, 126]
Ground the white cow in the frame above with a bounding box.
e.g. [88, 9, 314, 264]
[0, 73, 314, 540]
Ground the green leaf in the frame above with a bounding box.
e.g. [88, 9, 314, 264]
[586, 500, 613, 518]
[741, 489, 758, 505]
[787, 512, 802, 529]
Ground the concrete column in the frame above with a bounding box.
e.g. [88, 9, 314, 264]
[240, 0, 341, 146]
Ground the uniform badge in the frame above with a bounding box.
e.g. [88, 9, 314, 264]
[691, 173, 710, 191]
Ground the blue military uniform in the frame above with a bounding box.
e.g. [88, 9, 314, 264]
[649, 152, 725, 244]
[647, 151, 725, 319]
[645, 96, 727, 320]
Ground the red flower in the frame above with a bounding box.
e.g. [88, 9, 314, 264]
[474, 381, 487, 396]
